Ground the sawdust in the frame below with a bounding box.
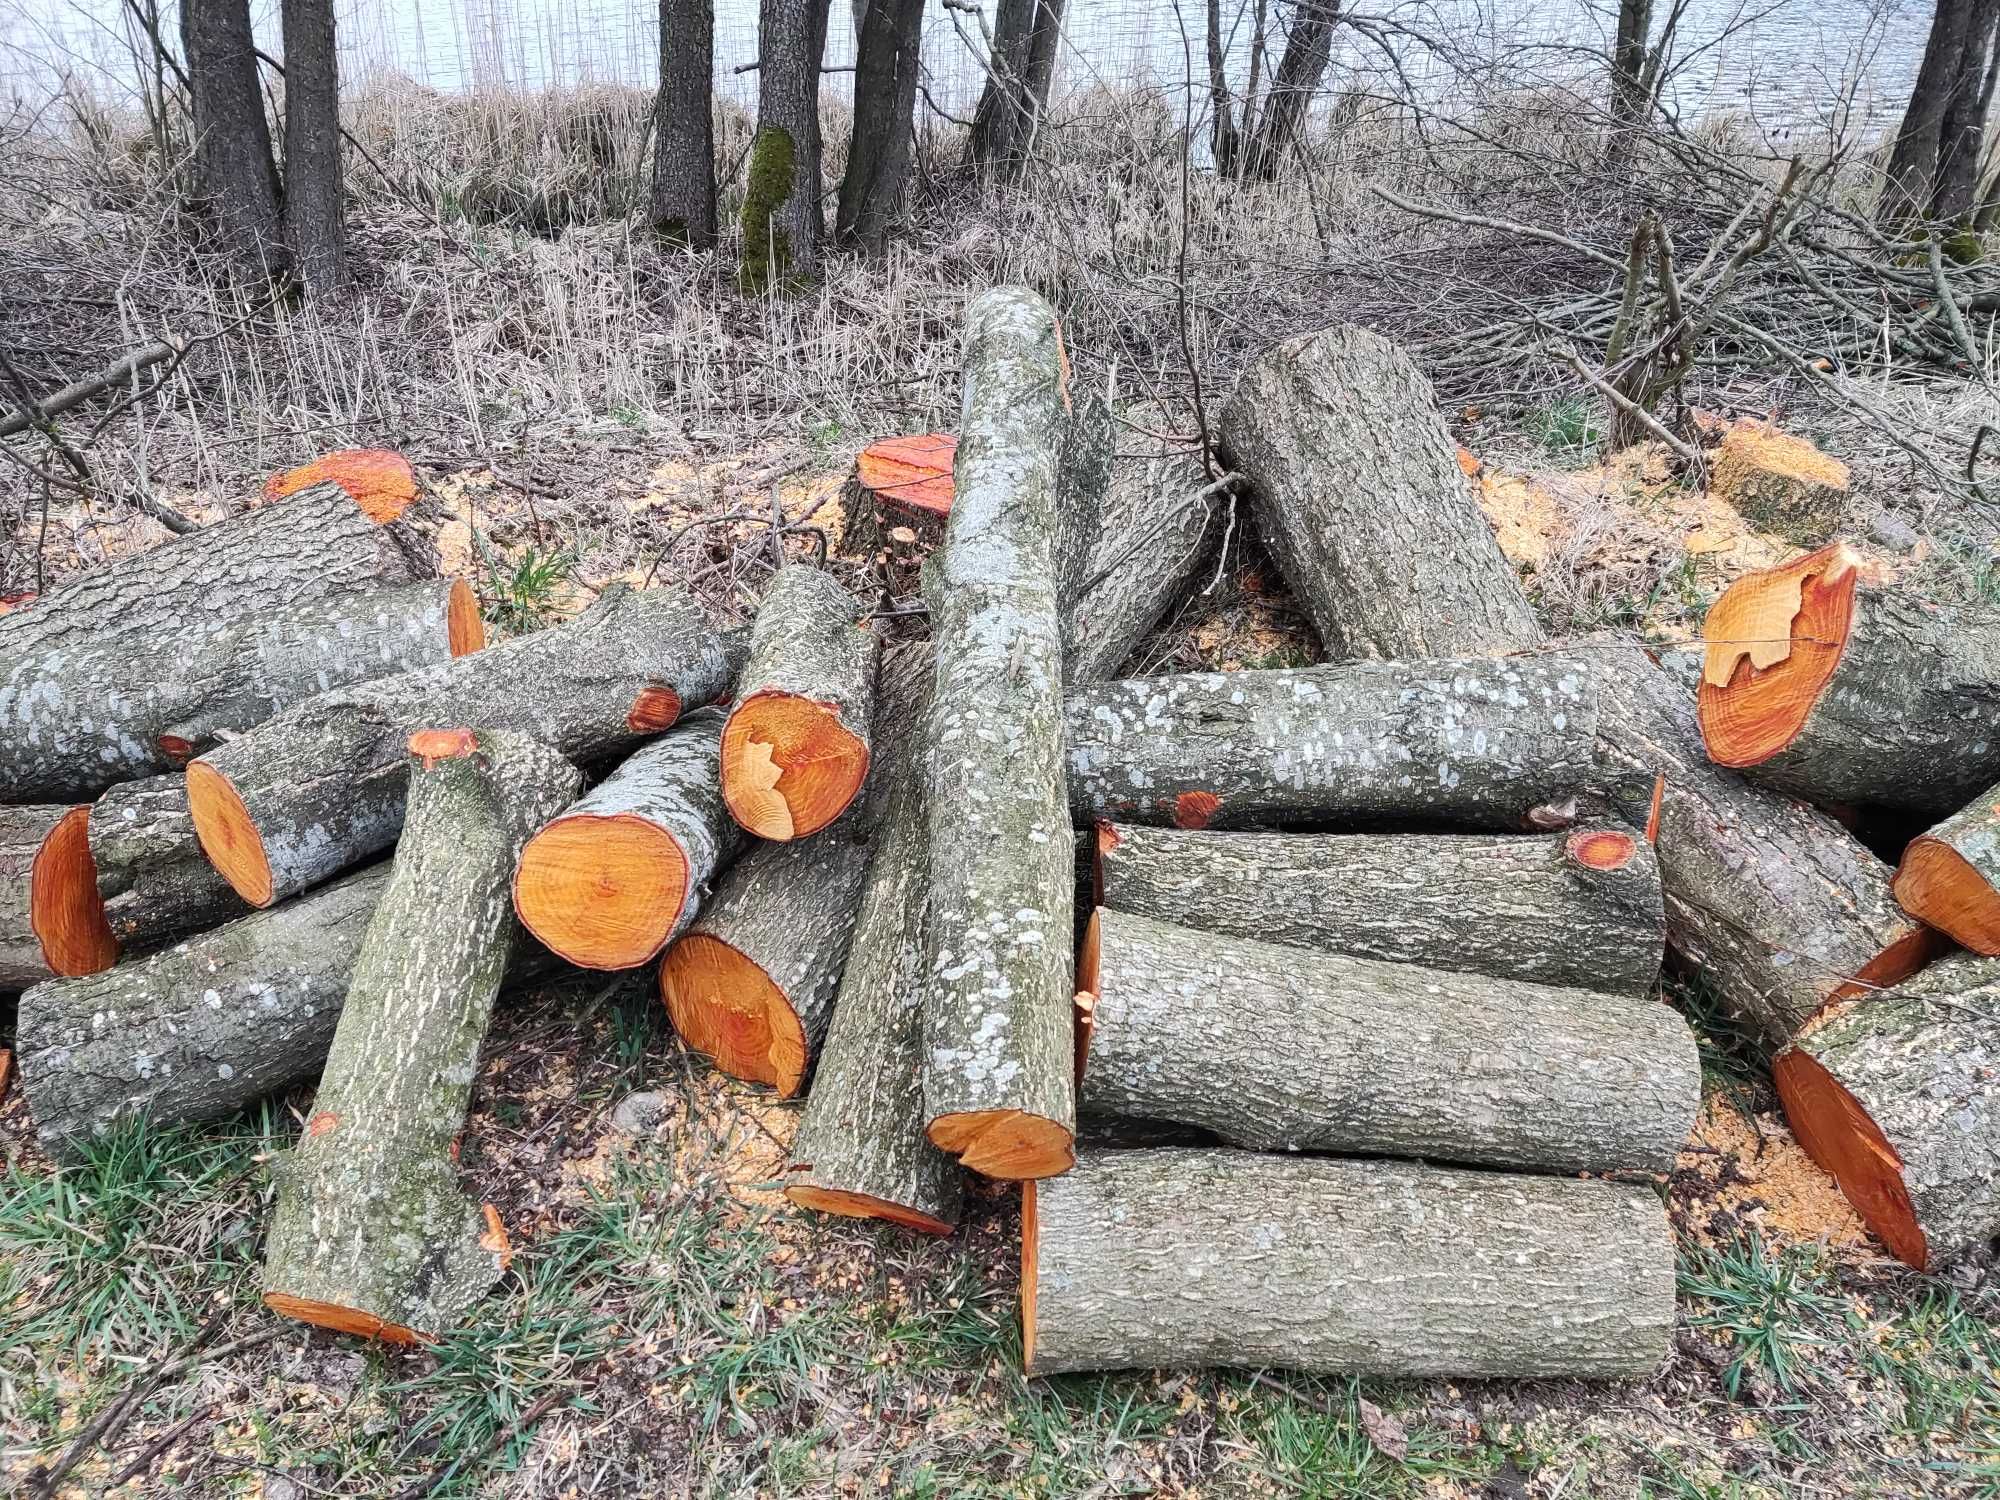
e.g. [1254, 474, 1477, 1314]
[1677, 1093, 1868, 1251]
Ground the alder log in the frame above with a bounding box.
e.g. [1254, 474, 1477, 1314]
[1094, 822, 1664, 995]
[84, 775, 251, 961]
[187, 585, 735, 910]
[784, 644, 964, 1231]
[1217, 323, 1542, 659]
[720, 565, 878, 840]
[262, 729, 581, 1342]
[1698, 544, 2000, 814]
[1776, 955, 2000, 1270]
[921, 288, 1078, 1180]
[1052, 386, 1113, 619]
[1025, 1148, 1673, 1379]
[1895, 779, 2000, 954]
[1066, 651, 1600, 831]
[1, 805, 113, 990]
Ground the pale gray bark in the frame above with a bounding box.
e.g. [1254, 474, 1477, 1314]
[1896, 777, 2000, 953]
[90, 775, 251, 958]
[1027, 1148, 1674, 1379]
[1, 805, 75, 991]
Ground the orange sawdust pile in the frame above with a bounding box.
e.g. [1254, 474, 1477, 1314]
[1678, 1093, 1867, 1250]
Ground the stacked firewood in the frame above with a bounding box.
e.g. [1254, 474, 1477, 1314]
[5, 287, 1997, 1374]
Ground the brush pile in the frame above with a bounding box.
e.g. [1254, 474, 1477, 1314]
[6, 287, 1998, 1375]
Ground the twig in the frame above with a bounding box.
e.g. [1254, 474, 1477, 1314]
[110, 1401, 217, 1486]
[1555, 346, 1703, 466]
[0, 340, 180, 439]
[392, 1387, 571, 1500]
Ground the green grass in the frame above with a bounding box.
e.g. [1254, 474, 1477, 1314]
[474, 530, 577, 634]
[1678, 1233, 1844, 1397]
[1532, 395, 1603, 454]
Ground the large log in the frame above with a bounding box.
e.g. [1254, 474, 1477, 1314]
[84, 775, 251, 962]
[1, 577, 480, 801]
[719, 566, 877, 840]
[1, 805, 114, 990]
[1894, 778, 2000, 954]
[1593, 640, 1937, 1049]
[921, 288, 1079, 1181]
[1066, 651, 1600, 831]
[1095, 821, 1664, 995]
[1078, 909, 1696, 1173]
[785, 645, 964, 1231]
[262, 729, 581, 1343]
[1698, 544, 2000, 814]
[1025, 1149, 1673, 1379]
[1775, 955, 2000, 1270]
[1217, 323, 1542, 659]
[514, 715, 744, 970]
[186, 585, 735, 910]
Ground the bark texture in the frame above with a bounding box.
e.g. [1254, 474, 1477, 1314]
[280, 0, 346, 291]
[743, 0, 831, 287]
[1243, 0, 1341, 179]
[1081, 909, 1695, 1174]
[89, 775, 252, 959]
[653, 0, 718, 246]
[1218, 322, 1541, 658]
[1027, 1148, 1674, 1379]
[1096, 822, 1664, 995]
[1895, 777, 2000, 953]
[1053, 390, 1113, 624]
[1882, 0, 2000, 225]
[965, 0, 1066, 176]
[262, 731, 581, 1341]
[1, 806, 83, 990]
[1066, 651, 1599, 831]
[835, 0, 924, 250]
[181, 0, 289, 278]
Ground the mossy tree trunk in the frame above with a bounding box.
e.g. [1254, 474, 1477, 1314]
[742, 0, 831, 290]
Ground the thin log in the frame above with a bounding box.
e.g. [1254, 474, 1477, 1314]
[1895, 777, 2000, 953]
[85, 775, 251, 965]
[1, 805, 114, 989]
[0, 341, 179, 439]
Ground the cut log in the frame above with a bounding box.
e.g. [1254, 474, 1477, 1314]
[1094, 822, 1664, 995]
[1697, 543, 2000, 814]
[1217, 323, 1543, 659]
[514, 715, 745, 970]
[262, 729, 581, 1342]
[921, 288, 1079, 1181]
[186, 585, 735, 910]
[1, 805, 114, 990]
[1895, 779, 2000, 953]
[15, 864, 389, 1160]
[263, 448, 421, 515]
[1594, 639, 1937, 1049]
[1051, 386, 1113, 620]
[1078, 908, 1696, 1173]
[1024, 1148, 1673, 1379]
[1775, 955, 2000, 1270]
[784, 644, 963, 1231]
[84, 775, 252, 961]
[719, 566, 877, 840]
[1066, 651, 1600, 831]
[1, 577, 479, 800]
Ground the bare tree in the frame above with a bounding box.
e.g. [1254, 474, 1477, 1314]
[742, 0, 832, 289]
[1206, 0, 1242, 177]
[654, 0, 719, 247]
[1609, 0, 1654, 129]
[280, 0, 345, 291]
[1883, 0, 2000, 228]
[180, 0, 289, 278]
[838, 0, 926, 251]
[965, 0, 1067, 178]
[1243, 0, 1339, 179]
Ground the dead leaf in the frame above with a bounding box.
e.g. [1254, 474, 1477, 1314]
[1359, 1397, 1409, 1461]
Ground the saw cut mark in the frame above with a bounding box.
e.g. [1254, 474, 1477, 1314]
[1894, 835, 2000, 954]
[927, 1108, 1076, 1181]
[785, 1185, 956, 1234]
[408, 728, 478, 769]
[1567, 829, 1637, 871]
[513, 813, 690, 969]
[626, 685, 682, 733]
[480, 1203, 513, 1271]
[264, 1291, 426, 1344]
[1698, 544, 1863, 767]
[29, 805, 117, 976]
[446, 578, 485, 656]
[263, 449, 419, 524]
[1773, 1046, 1925, 1269]
[1173, 791, 1222, 829]
[855, 434, 956, 517]
[659, 933, 809, 1096]
[721, 690, 869, 841]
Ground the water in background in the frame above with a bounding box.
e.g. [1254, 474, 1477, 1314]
[2, 0, 1922, 140]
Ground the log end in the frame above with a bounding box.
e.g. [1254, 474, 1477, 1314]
[408, 727, 479, 768]
[784, 1183, 956, 1236]
[28, 806, 117, 977]
[1074, 909, 1102, 1086]
[1773, 1045, 1926, 1269]
[513, 814, 689, 969]
[1565, 829, 1637, 871]
[263, 1290, 427, 1345]
[263, 449, 419, 524]
[659, 933, 809, 1096]
[186, 762, 276, 907]
[928, 1109, 1075, 1181]
[721, 692, 870, 841]
[447, 578, 485, 656]
[1895, 836, 2000, 955]
[1696, 544, 1860, 768]
[627, 685, 683, 734]
[1833, 923, 1953, 1003]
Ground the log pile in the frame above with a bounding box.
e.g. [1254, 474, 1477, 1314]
[6, 297, 1995, 1388]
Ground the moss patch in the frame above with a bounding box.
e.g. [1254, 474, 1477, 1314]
[738, 126, 796, 295]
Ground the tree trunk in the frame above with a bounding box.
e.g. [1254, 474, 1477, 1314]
[1, 577, 478, 802]
[1218, 322, 1542, 659]
[921, 288, 1077, 1181]
[1934, 3, 2000, 219]
[1205, 0, 1242, 176]
[965, 0, 1063, 177]
[1052, 386, 1112, 630]
[513, 714, 745, 970]
[1078, 908, 1695, 1174]
[87, 774, 251, 962]
[180, 0, 289, 279]
[262, 730, 580, 1342]
[1883, 0, 1984, 226]
[785, 644, 964, 1231]
[1697, 544, 2000, 815]
[1894, 777, 2000, 953]
[1066, 651, 1600, 831]
[1, 805, 112, 990]
[1096, 821, 1664, 995]
[836, 0, 924, 251]
[1595, 639, 1936, 1050]
[720, 566, 877, 840]
[1776, 954, 2000, 1270]
[185, 585, 736, 910]
[279, 0, 346, 291]
[742, 0, 831, 290]
[1242, 0, 1339, 180]
[653, 0, 718, 246]
[1025, 1148, 1674, 1379]
[1609, 0, 1655, 129]
[16, 864, 389, 1162]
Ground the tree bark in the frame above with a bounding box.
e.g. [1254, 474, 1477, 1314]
[1218, 322, 1542, 659]
[965, 0, 1064, 177]
[720, 566, 877, 840]
[1025, 1148, 1674, 1379]
[279, 0, 346, 291]
[836, 0, 924, 251]
[1935, 3, 2000, 219]
[87, 775, 252, 961]
[180, 0, 289, 279]
[1, 577, 478, 801]
[1697, 544, 2000, 815]
[1242, 0, 1340, 180]
[742, 0, 831, 289]
[1205, 0, 1242, 176]
[1894, 777, 2000, 954]
[921, 288, 1077, 1181]
[186, 585, 736, 910]
[1776, 955, 2000, 1270]
[513, 714, 745, 970]
[1609, 0, 1655, 129]
[2, 805, 113, 990]
[653, 0, 718, 247]
[785, 644, 964, 1231]
[262, 730, 580, 1342]
[1066, 651, 1600, 831]
[1883, 0, 1994, 226]
[1096, 821, 1664, 995]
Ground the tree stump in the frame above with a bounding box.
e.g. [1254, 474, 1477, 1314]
[1895, 778, 2000, 953]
